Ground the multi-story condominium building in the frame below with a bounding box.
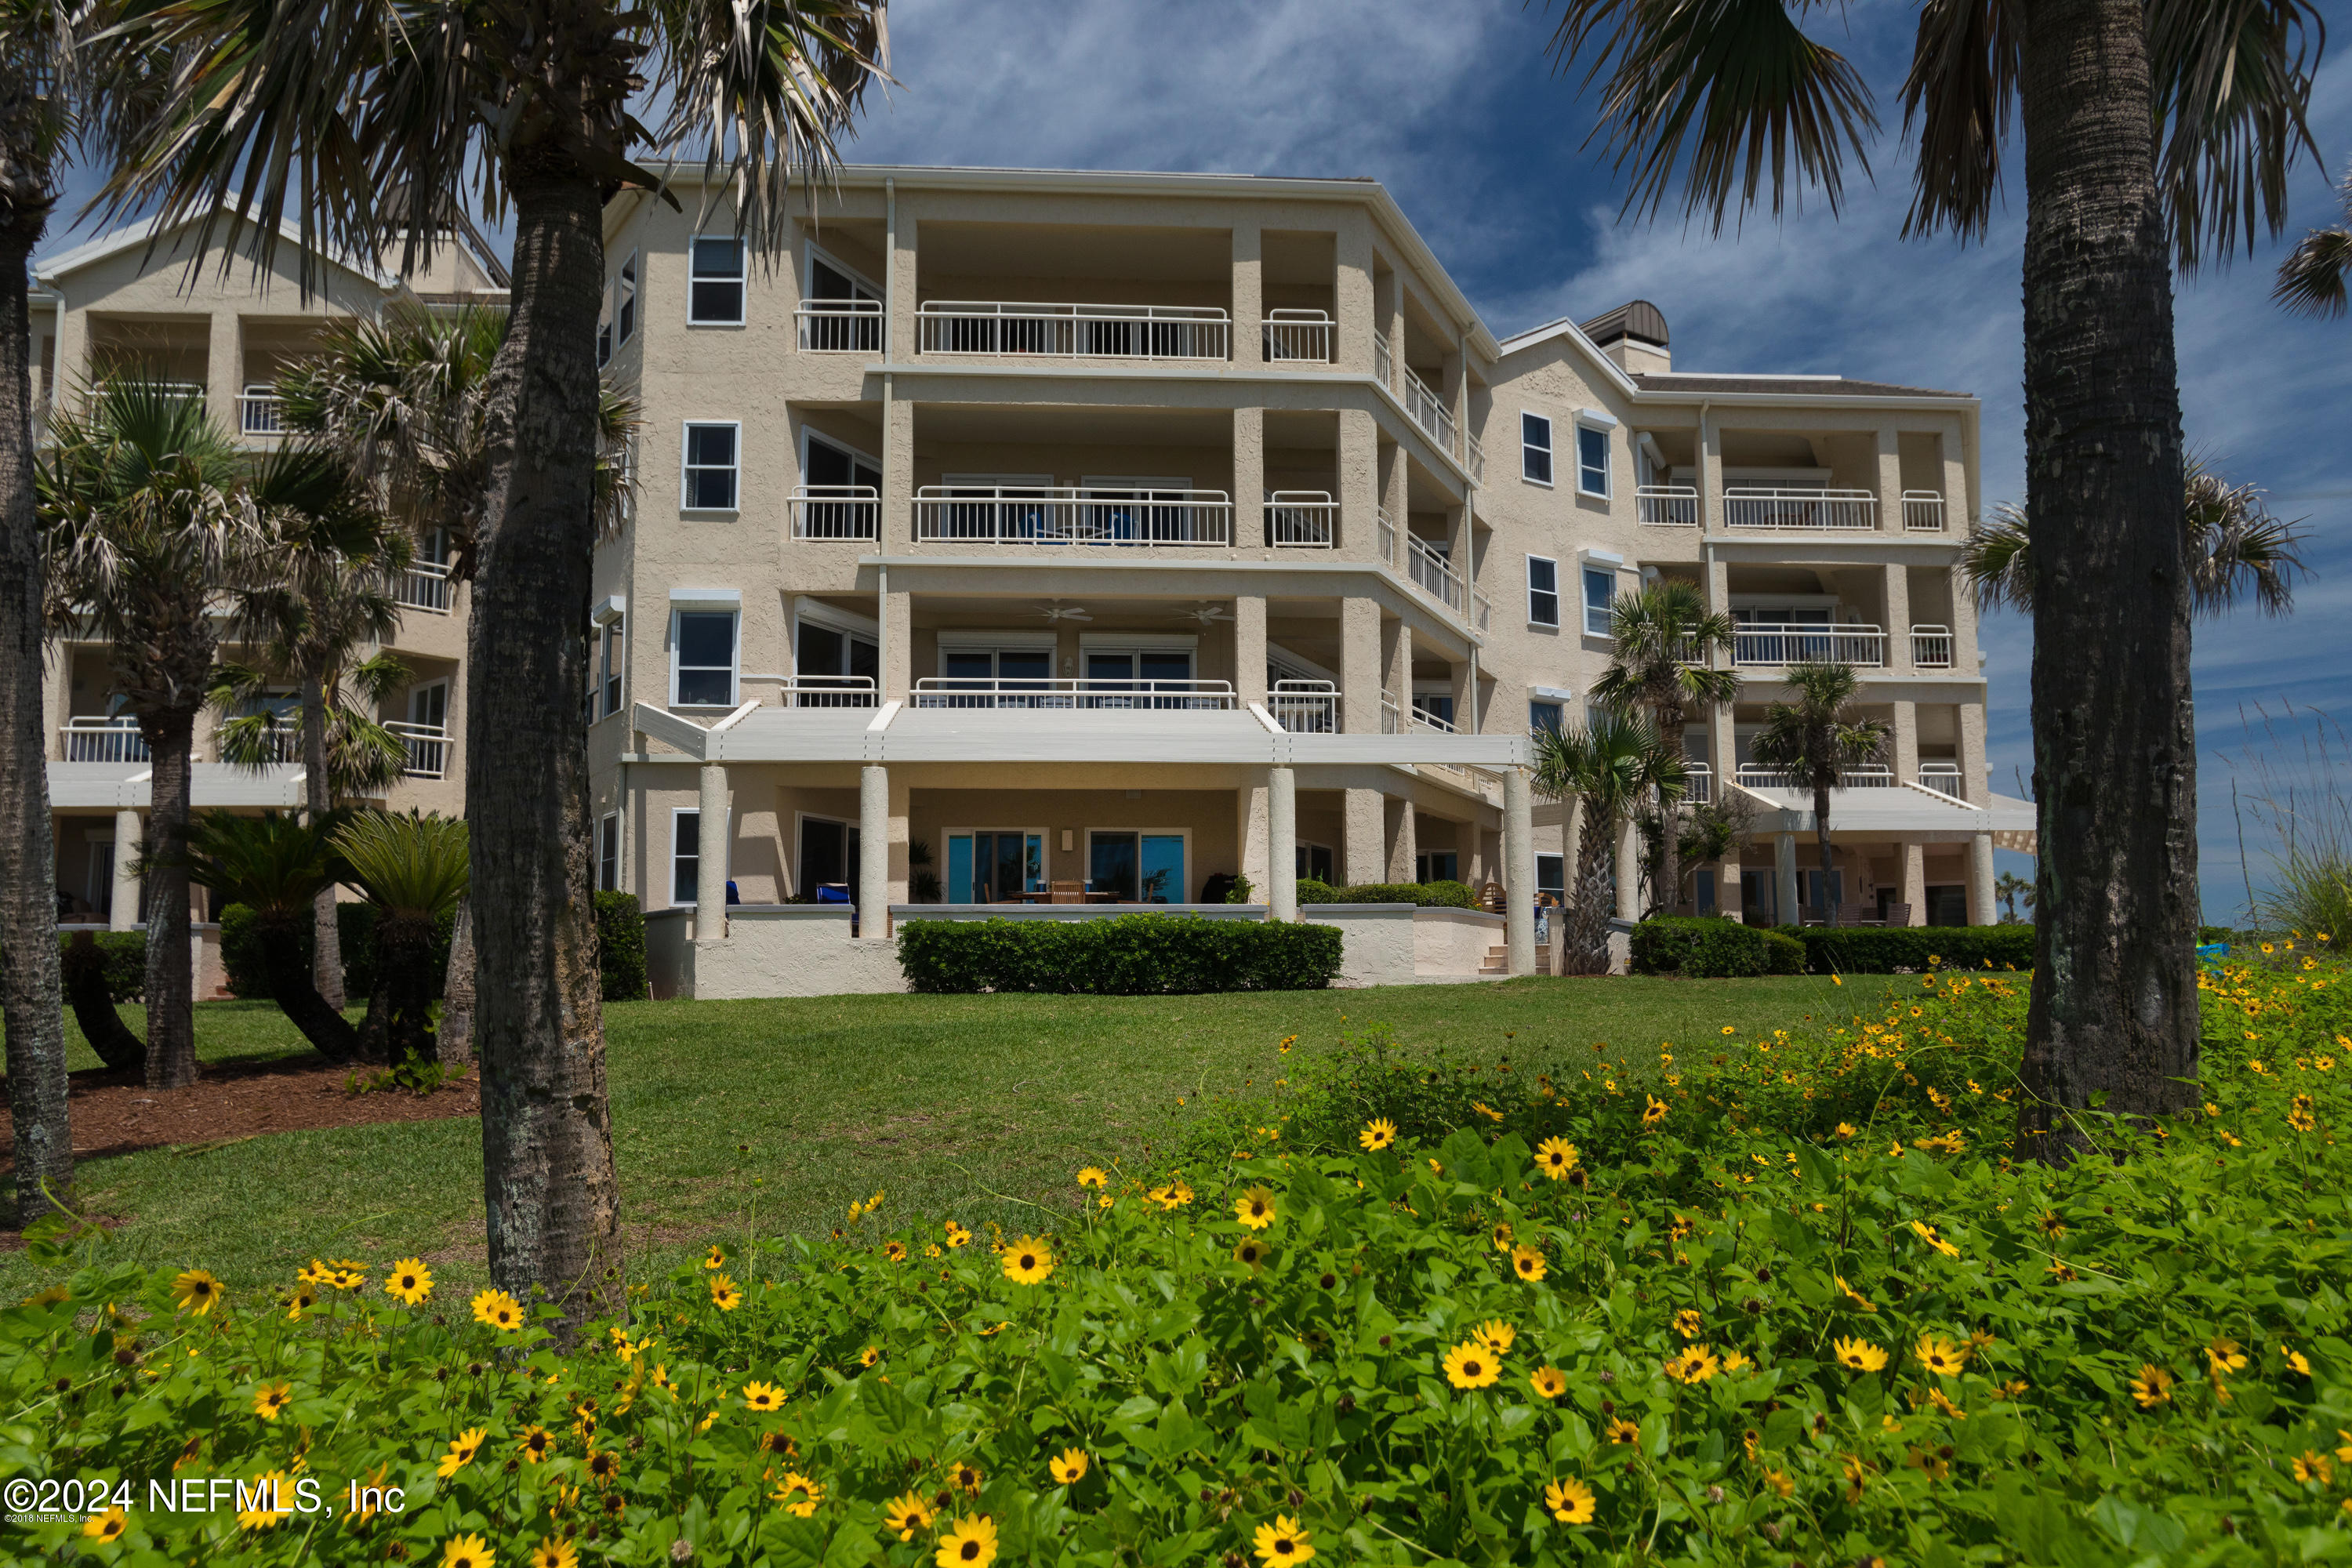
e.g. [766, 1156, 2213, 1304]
[32, 215, 504, 933]
[588, 165, 2029, 990]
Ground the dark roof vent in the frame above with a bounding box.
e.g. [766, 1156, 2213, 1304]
[1578, 299, 1668, 349]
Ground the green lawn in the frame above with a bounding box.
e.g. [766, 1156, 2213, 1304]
[4, 974, 1870, 1301]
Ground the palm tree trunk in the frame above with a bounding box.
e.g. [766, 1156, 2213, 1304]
[303, 669, 345, 1008]
[438, 895, 475, 1066]
[470, 172, 625, 1329]
[1570, 800, 1615, 975]
[140, 708, 200, 1089]
[62, 933, 144, 1074]
[0, 212, 75, 1219]
[260, 914, 366, 1062]
[2014, 0, 2199, 1159]
[1654, 700, 1684, 916]
[1813, 779, 1836, 927]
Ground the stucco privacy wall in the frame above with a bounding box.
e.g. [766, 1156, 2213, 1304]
[1413, 907, 1506, 978]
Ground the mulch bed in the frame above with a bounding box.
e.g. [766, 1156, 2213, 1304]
[0, 1055, 481, 1176]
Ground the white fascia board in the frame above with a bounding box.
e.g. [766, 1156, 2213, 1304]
[1578, 548, 1626, 568]
[593, 594, 626, 624]
[1530, 684, 1577, 702]
[1575, 408, 1619, 430]
[33, 212, 397, 289]
[628, 701, 713, 760]
[667, 587, 742, 607]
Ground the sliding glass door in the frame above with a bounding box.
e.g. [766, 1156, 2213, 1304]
[1088, 832, 1185, 902]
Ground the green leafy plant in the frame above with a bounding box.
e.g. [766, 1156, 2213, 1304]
[594, 891, 648, 1002]
[897, 915, 1341, 994]
[1631, 914, 1772, 978]
[332, 811, 469, 1062]
[1290, 880, 1479, 909]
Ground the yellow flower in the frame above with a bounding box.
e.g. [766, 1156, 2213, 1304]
[883, 1491, 935, 1541]
[1544, 1475, 1596, 1523]
[944, 1221, 971, 1249]
[1642, 1095, 1670, 1126]
[1910, 1221, 1961, 1259]
[935, 1513, 998, 1566]
[1252, 1514, 1316, 1565]
[2129, 1364, 2174, 1409]
[708, 1274, 742, 1312]
[1443, 1340, 1501, 1389]
[1235, 1186, 1279, 1230]
[702, 1245, 725, 1269]
[172, 1269, 226, 1316]
[283, 1282, 318, 1320]
[1359, 1118, 1399, 1151]
[1835, 1338, 1888, 1373]
[859, 1345, 881, 1368]
[772, 1471, 823, 1516]
[1049, 1447, 1089, 1484]
[382, 1258, 433, 1305]
[234, 1471, 295, 1530]
[2286, 1349, 2312, 1375]
[743, 1380, 784, 1411]
[1233, 1237, 1270, 1270]
[1836, 1276, 1878, 1313]
[2206, 1338, 2248, 1375]
[84, 1507, 129, 1541]
[1719, 1349, 1753, 1374]
[529, 1541, 579, 1568]
[517, 1425, 553, 1463]
[471, 1288, 524, 1330]
[1604, 1417, 1641, 1445]
[1672, 1308, 1704, 1340]
[1001, 1236, 1055, 1285]
[437, 1428, 486, 1479]
[1835, 1122, 1857, 1139]
[948, 1459, 984, 1495]
[1915, 1335, 1968, 1377]
[1469, 1319, 1515, 1356]
[1490, 1221, 1514, 1250]
[1530, 1366, 1567, 1399]
[1663, 1345, 1719, 1384]
[1511, 1243, 1548, 1282]
[1076, 1167, 1109, 1189]
[252, 1381, 292, 1421]
[2292, 1451, 2336, 1485]
[1534, 1136, 1579, 1178]
[2046, 1259, 2078, 1283]
[884, 1240, 909, 1263]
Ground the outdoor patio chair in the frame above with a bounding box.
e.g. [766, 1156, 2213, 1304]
[1049, 881, 1083, 904]
[1838, 902, 1872, 925]
[1882, 902, 1913, 927]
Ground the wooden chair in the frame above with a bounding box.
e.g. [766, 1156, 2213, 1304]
[1479, 881, 1507, 913]
[1882, 902, 1913, 927]
[1048, 881, 1083, 905]
[1837, 902, 1872, 926]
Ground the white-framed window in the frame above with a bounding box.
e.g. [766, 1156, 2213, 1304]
[1526, 555, 1559, 627]
[670, 608, 738, 707]
[407, 680, 448, 731]
[1083, 828, 1190, 904]
[802, 429, 882, 492]
[1577, 423, 1610, 497]
[1521, 412, 1553, 485]
[597, 813, 619, 893]
[596, 284, 613, 368]
[596, 617, 624, 720]
[616, 250, 639, 346]
[1530, 699, 1563, 735]
[1583, 565, 1616, 637]
[688, 237, 746, 325]
[681, 422, 739, 511]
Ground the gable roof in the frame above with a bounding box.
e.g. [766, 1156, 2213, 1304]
[33, 212, 399, 292]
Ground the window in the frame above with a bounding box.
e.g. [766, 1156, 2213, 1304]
[799, 815, 858, 897]
[597, 284, 613, 367]
[803, 431, 882, 492]
[1530, 700, 1563, 735]
[1087, 831, 1186, 903]
[1526, 556, 1559, 627]
[1083, 646, 1195, 706]
[596, 619, 623, 719]
[1521, 412, 1553, 485]
[1577, 423, 1610, 496]
[796, 618, 879, 706]
[1410, 692, 1454, 728]
[1536, 852, 1565, 903]
[938, 643, 1054, 706]
[688, 237, 746, 325]
[671, 809, 699, 905]
[1583, 566, 1616, 637]
[407, 681, 447, 732]
[681, 423, 739, 510]
[1414, 851, 1459, 884]
[672, 610, 737, 706]
[1294, 842, 1334, 884]
[616, 250, 638, 345]
[945, 830, 1044, 902]
[597, 814, 619, 893]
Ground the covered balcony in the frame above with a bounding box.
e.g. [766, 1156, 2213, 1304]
[913, 220, 1237, 363]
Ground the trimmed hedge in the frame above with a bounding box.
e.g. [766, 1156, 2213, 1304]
[1294, 878, 1479, 909]
[1630, 916, 1773, 978]
[594, 891, 648, 1001]
[898, 914, 1341, 994]
[1761, 927, 1807, 975]
[55, 931, 146, 1002]
[1789, 922, 2035, 974]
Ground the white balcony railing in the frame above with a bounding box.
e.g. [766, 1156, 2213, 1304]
[398, 559, 453, 614]
[1403, 366, 1455, 451]
[781, 677, 879, 710]
[1267, 490, 1337, 549]
[795, 298, 883, 354]
[1377, 505, 1398, 568]
[1374, 331, 1393, 390]
[1681, 761, 1712, 804]
[1406, 535, 1463, 615]
[917, 302, 1229, 361]
[103, 378, 204, 407]
[1910, 624, 1954, 668]
[1916, 764, 1965, 797]
[1464, 430, 1485, 485]
[1902, 491, 1947, 532]
[1733, 622, 1886, 667]
[387, 720, 447, 779]
[1636, 485, 1700, 526]
[790, 485, 880, 541]
[220, 719, 302, 765]
[61, 717, 147, 763]
[238, 391, 284, 436]
[1262, 309, 1332, 363]
[1380, 690, 1401, 735]
[1737, 764, 1896, 790]
[1269, 679, 1338, 734]
[911, 677, 1236, 712]
[1723, 488, 1878, 531]
[914, 486, 1232, 546]
[1409, 700, 1457, 734]
[1472, 587, 1492, 633]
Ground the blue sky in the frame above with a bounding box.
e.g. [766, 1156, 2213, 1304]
[50, 0, 2348, 917]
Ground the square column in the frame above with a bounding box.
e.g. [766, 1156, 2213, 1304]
[1900, 841, 1927, 925]
[1343, 787, 1385, 884]
[1231, 223, 1263, 361]
[207, 310, 242, 434]
[1958, 699, 1991, 803]
[1340, 597, 1381, 733]
[1504, 767, 1535, 975]
[1873, 427, 1903, 535]
[111, 809, 144, 931]
[1268, 767, 1297, 920]
[858, 764, 889, 938]
[881, 392, 916, 551]
[1775, 831, 1800, 927]
[880, 586, 912, 703]
[1238, 771, 1271, 903]
[1339, 408, 1380, 559]
[1381, 616, 1410, 721]
[1892, 699, 1920, 786]
[1233, 405, 1265, 550]
[1234, 593, 1268, 706]
[1381, 267, 1404, 397]
[1883, 563, 1914, 670]
[1615, 815, 1641, 920]
[1385, 793, 1417, 883]
[696, 764, 730, 937]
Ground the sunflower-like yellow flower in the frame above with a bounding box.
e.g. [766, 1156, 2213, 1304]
[1544, 1476, 1595, 1524]
[1473, 1319, 1516, 1354]
[1048, 1447, 1089, 1484]
[436, 1428, 486, 1479]
[1001, 1236, 1054, 1285]
[1534, 1136, 1580, 1178]
[517, 1425, 553, 1464]
[708, 1275, 742, 1312]
[471, 1288, 524, 1331]
[1915, 1335, 1969, 1377]
[1359, 1118, 1399, 1151]
[252, 1381, 292, 1421]
[935, 1513, 997, 1566]
[743, 1380, 784, 1411]
[441, 1534, 492, 1568]
[883, 1491, 935, 1541]
[1251, 1514, 1316, 1564]
[2129, 1364, 2174, 1408]
[1233, 1237, 1269, 1270]
[528, 1540, 579, 1568]
[772, 1471, 822, 1517]
[172, 1269, 226, 1316]
[1510, 1243, 1547, 1282]
[383, 1258, 432, 1305]
[1530, 1366, 1567, 1400]
[1642, 1095, 1670, 1126]
[84, 1507, 129, 1541]
[1234, 1186, 1279, 1230]
[944, 1221, 971, 1248]
[1672, 1308, 1704, 1340]
[1910, 1220, 1961, 1259]
[1443, 1339, 1501, 1389]
[1663, 1345, 1719, 1384]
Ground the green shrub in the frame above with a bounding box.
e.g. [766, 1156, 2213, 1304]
[55, 931, 144, 1002]
[1294, 879, 1479, 909]
[898, 914, 1340, 994]
[1793, 922, 2034, 974]
[219, 902, 455, 1000]
[1294, 877, 1344, 905]
[1630, 914, 1769, 977]
[1761, 927, 1807, 975]
[594, 890, 648, 1001]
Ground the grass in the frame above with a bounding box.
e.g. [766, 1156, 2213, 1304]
[2, 974, 1862, 1301]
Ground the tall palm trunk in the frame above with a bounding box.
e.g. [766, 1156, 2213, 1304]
[470, 173, 623, 1327]
[438, 896, 475, 1066]
[1568, 799, 1615, 975]
[0, 211, 75, 1219]
[1653, 698, 1684, 915]
[2015, 0, 2199, 1157]
[1812, 771, 1836, 927]
[140, 707, 200, 1088]
[302, 670, 345, 1007]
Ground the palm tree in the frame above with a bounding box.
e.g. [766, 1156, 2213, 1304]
[1751, 661, 1891, 928]
[179, 810, 368, 1061]
[1962, 455, 2310, 618]
[1540, 0, 2324, 1152]
[2274, 157, 2350, 318]
[41, 379, 265, 1089]
[1534, 710, 1685, 975]
[102, 0, 887, 1323]
[333, 811, 468, 1065]
[1589, 580, 1740, 917]
[1997, 869, 2035, 924]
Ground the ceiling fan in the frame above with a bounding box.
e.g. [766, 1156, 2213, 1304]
[1035, 601, 1093, 622]
[1177, 602, 1234, 626]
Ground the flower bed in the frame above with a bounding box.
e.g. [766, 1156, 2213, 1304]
[5, 946, 2347, 1564]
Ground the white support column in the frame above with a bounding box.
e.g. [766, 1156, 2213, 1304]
[1269, 766, 1297, 920]
[1343, 786, 1386, 885]
[1968, 833, 1996, 927]
[1884, 563, 1914, 671]
[1238, 771, 1270, 904]
[1340, 597, 1381, 734]
[1892, 699, 1920, 787]
[859, 764, 889, 936]
[1775, 832, 1800, 927]
[1614, 816, 1640, 921]
[1504, 767, 1535, 975]
[1385, 793, 1417, 884]
[110, 809, 143, 932]
[1234, 593, 1268, 706]
[695, 764, 729, 937]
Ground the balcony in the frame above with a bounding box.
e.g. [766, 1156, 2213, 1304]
[1682, 761, 1711, 804]
[1637, 485, 1699, 527]
[1723, 488, 1877, 531]
[220, 718, 302, 765]
[1464, 430, 1484, 485]
[1733, 623, 1887, 667]
[1902, 491, 1947, 532]
[1910, 624, 1954, 668]
[1269, 680, 1337, 734]
[239, 390, 285, 437]
[61, 717, 147, 763]
[796, 299, 883, 354]
[1917, 764, 1964, 797]
[398, 560, 453, 614]
[1406, 535, 1464, 616]
[1267, 491, 1337, 549]
[1403, 365, 1454, 452]
[916, 302, 1229, 361]
[913, 487, 1232, 547]
[389, 720, 447, 779]
[791, 485, 880, 542]
[1261, 309, 1332, 363]
[1737, 764, 1896, 789]
[911, 677, 1236, 712]
[782, 677, 878, 710]
[1374, 330, 1393, 390]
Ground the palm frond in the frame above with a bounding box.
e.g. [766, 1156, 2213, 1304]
[332, 809, 468, 917]
[1897, 0, 2022, 242]
[2145, 0, 2328, 271]
[177, 809, 342, 918]
[1958, 502, 2034, 615]
[2271, 161, 2350, 316]
[2183, 453, 2309, 617]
